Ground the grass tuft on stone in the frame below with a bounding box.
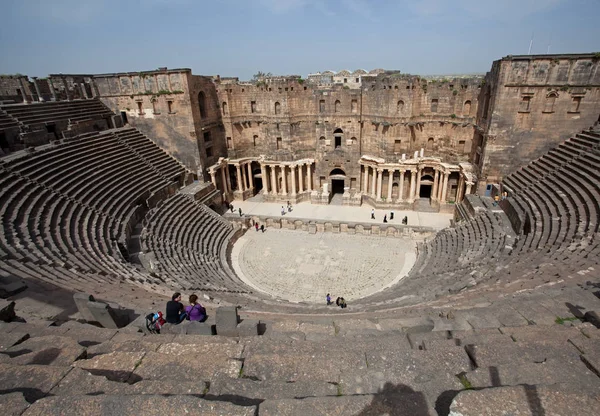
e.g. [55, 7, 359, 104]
[555, 316, 580, 325]
[456, 372, 473, 390]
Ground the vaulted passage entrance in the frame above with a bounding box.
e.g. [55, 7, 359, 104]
[332, 179, 345, 195]
[419, 174, 434, 198]
[329, 168, 346, 204]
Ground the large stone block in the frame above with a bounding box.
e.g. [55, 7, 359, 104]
[216, 306, 239, 337]
[86, 301, 129, 329]
[72, 293, 96, 322]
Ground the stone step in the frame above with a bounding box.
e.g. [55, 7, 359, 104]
[0, 363, 71, 403]
[449, 384, 600, 416]
[22, 395, 256, 416]
[3, 335, 86, 366]
[260, 393, 436, 416]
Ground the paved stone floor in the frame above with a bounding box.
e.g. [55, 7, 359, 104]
[231, 228, 416, 304]
[230, 196, 453, 231]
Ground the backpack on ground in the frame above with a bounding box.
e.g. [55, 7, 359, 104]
[145, 311, 165, 334]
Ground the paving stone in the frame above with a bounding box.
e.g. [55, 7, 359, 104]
[451, 329, 513, 346]
[568, 334, 600, 376]
[216, 306, 240, 337]
[491, 307, 529, 327]
[22, 395, 256, 416]
[73, 352, 146, 382]
[0, 392, 30, 415]
[58, 321, 118, 347]
[408, 331, 451, 350]
[456, 309, 502, 329]
[134, 342, 243, 380]
[5, 335, 86, 366]
[260, 393, 434, 416]
[449, 384, 600, 416]
[0, 363, 71, 403]
[511, 302, 559, 326]
[431, 316, 472, 332]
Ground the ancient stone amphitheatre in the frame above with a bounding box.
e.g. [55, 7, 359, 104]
[0, 54, 599, 415]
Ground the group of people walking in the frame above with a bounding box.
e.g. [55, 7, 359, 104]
[372, 209, 408, 225]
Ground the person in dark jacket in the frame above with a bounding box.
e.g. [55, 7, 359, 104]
[165, 292, 187, 324]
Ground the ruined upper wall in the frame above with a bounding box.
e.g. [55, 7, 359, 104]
[477, 53, 600, 191]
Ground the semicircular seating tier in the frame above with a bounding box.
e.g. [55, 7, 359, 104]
[0, 126, 191, 293]
[352, 128, 600, 311]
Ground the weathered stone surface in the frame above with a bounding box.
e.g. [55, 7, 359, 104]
[5, 335, 86, 366]
[465, 340, 579, 368]
[73, 352, 146, 382]
[0, 392, 30, 415]
[72, 293, 96, 322]
[22, 395, 256, 416]
[208, 377, 338, 402]
[237, 319, 259, 337]
[464, 359, 600, 389]
[260, 391, 434, 416]
[377, 317, 435, 333]
[449, 384, 600, 416]
[216, 306, 240, 337]
[0, 331, 29, 351]
[499, 325, 580, 343]
[0, 363, 71, 402]
[134, 342, 243, 380]
[584, 311, 600, 328]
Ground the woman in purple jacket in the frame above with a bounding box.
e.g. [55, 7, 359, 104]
[185, 294, 207, 322]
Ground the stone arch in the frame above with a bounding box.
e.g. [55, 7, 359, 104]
[333, 128, 343, 149]
[397, 100, 405, 115]
[330, 168, 346, 176]
[198, 91, 207, 119]
[274, 101, 281, 115]
[463, 100, 471, 115]
[426, 137, 434, 150]
[544, 92, 558, 113]
[335, 100, 341, 113]
[222, 101, 228, 114]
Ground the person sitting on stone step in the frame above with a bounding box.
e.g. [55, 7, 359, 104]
[185, 294, 206, 322]
[165, 292, 187, 324]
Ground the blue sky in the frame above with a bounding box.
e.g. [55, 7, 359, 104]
[1, 0, 599, 80]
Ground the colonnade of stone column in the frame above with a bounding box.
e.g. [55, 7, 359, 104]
[361, 164, 455, 204]
[209, 163, 232, 196]
[262, 162, 313, 196]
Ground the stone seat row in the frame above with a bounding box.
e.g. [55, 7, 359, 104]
[0, 100, 113, 127]
[0, 126, 190, 295]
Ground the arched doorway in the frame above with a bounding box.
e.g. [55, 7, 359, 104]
[333, 128, 343, 149]
[329, 168, 346, 204]
[252, 168, 263, 194]
[419, 174, 434, 198]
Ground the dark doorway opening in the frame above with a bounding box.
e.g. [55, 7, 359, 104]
[0, 131, 9, 151]
[46, 124, 58, 139]
[419, 185, 432, 198]
[253, 169, 263, 192]
[335, 136, 341, 148]
[121, 111, 128, 124]
[332, 179, 345, 194]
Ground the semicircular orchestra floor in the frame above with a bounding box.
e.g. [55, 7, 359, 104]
[231, 228, 417, 304]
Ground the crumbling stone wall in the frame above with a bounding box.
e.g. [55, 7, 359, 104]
[94, 69, 205, 176]
[476, 54, 600, 192]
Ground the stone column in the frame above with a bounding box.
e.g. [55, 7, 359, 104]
[80, 83, 89, 99]
[220, 166, 228, 194]
[437, 172, 444, 201]
[414, 168, 422, 200]
[376, 169, 384, 200]
[291, 165, 297, 196]
[32, 77, 44, 102]
[371, 167, 377, 198]
[399, 171, 405, 202]
[441, 173, 449, 203]
[48, 78, 57, 101]
[281, 165, 287, 195]
[225, 165, 232, 193]
[270, 165, 278, 195]
[387, 169, 394, 201]
[466, 183, 472, 196]
[236, 165, 243, 192]
[209, 170, 217, 188]
[409, 170, 417, 202]
[247, 162, 254, 190]
[18, 77, 29, 103]
[307, 163, 313, 191]
[298, 164, 304, 193]
[363, 165, 369, 194]
[62, 77, 71, 101]
[456, 176, 464, 202]
[432, 169, 439, 201]
[260, 164, 269, 194]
